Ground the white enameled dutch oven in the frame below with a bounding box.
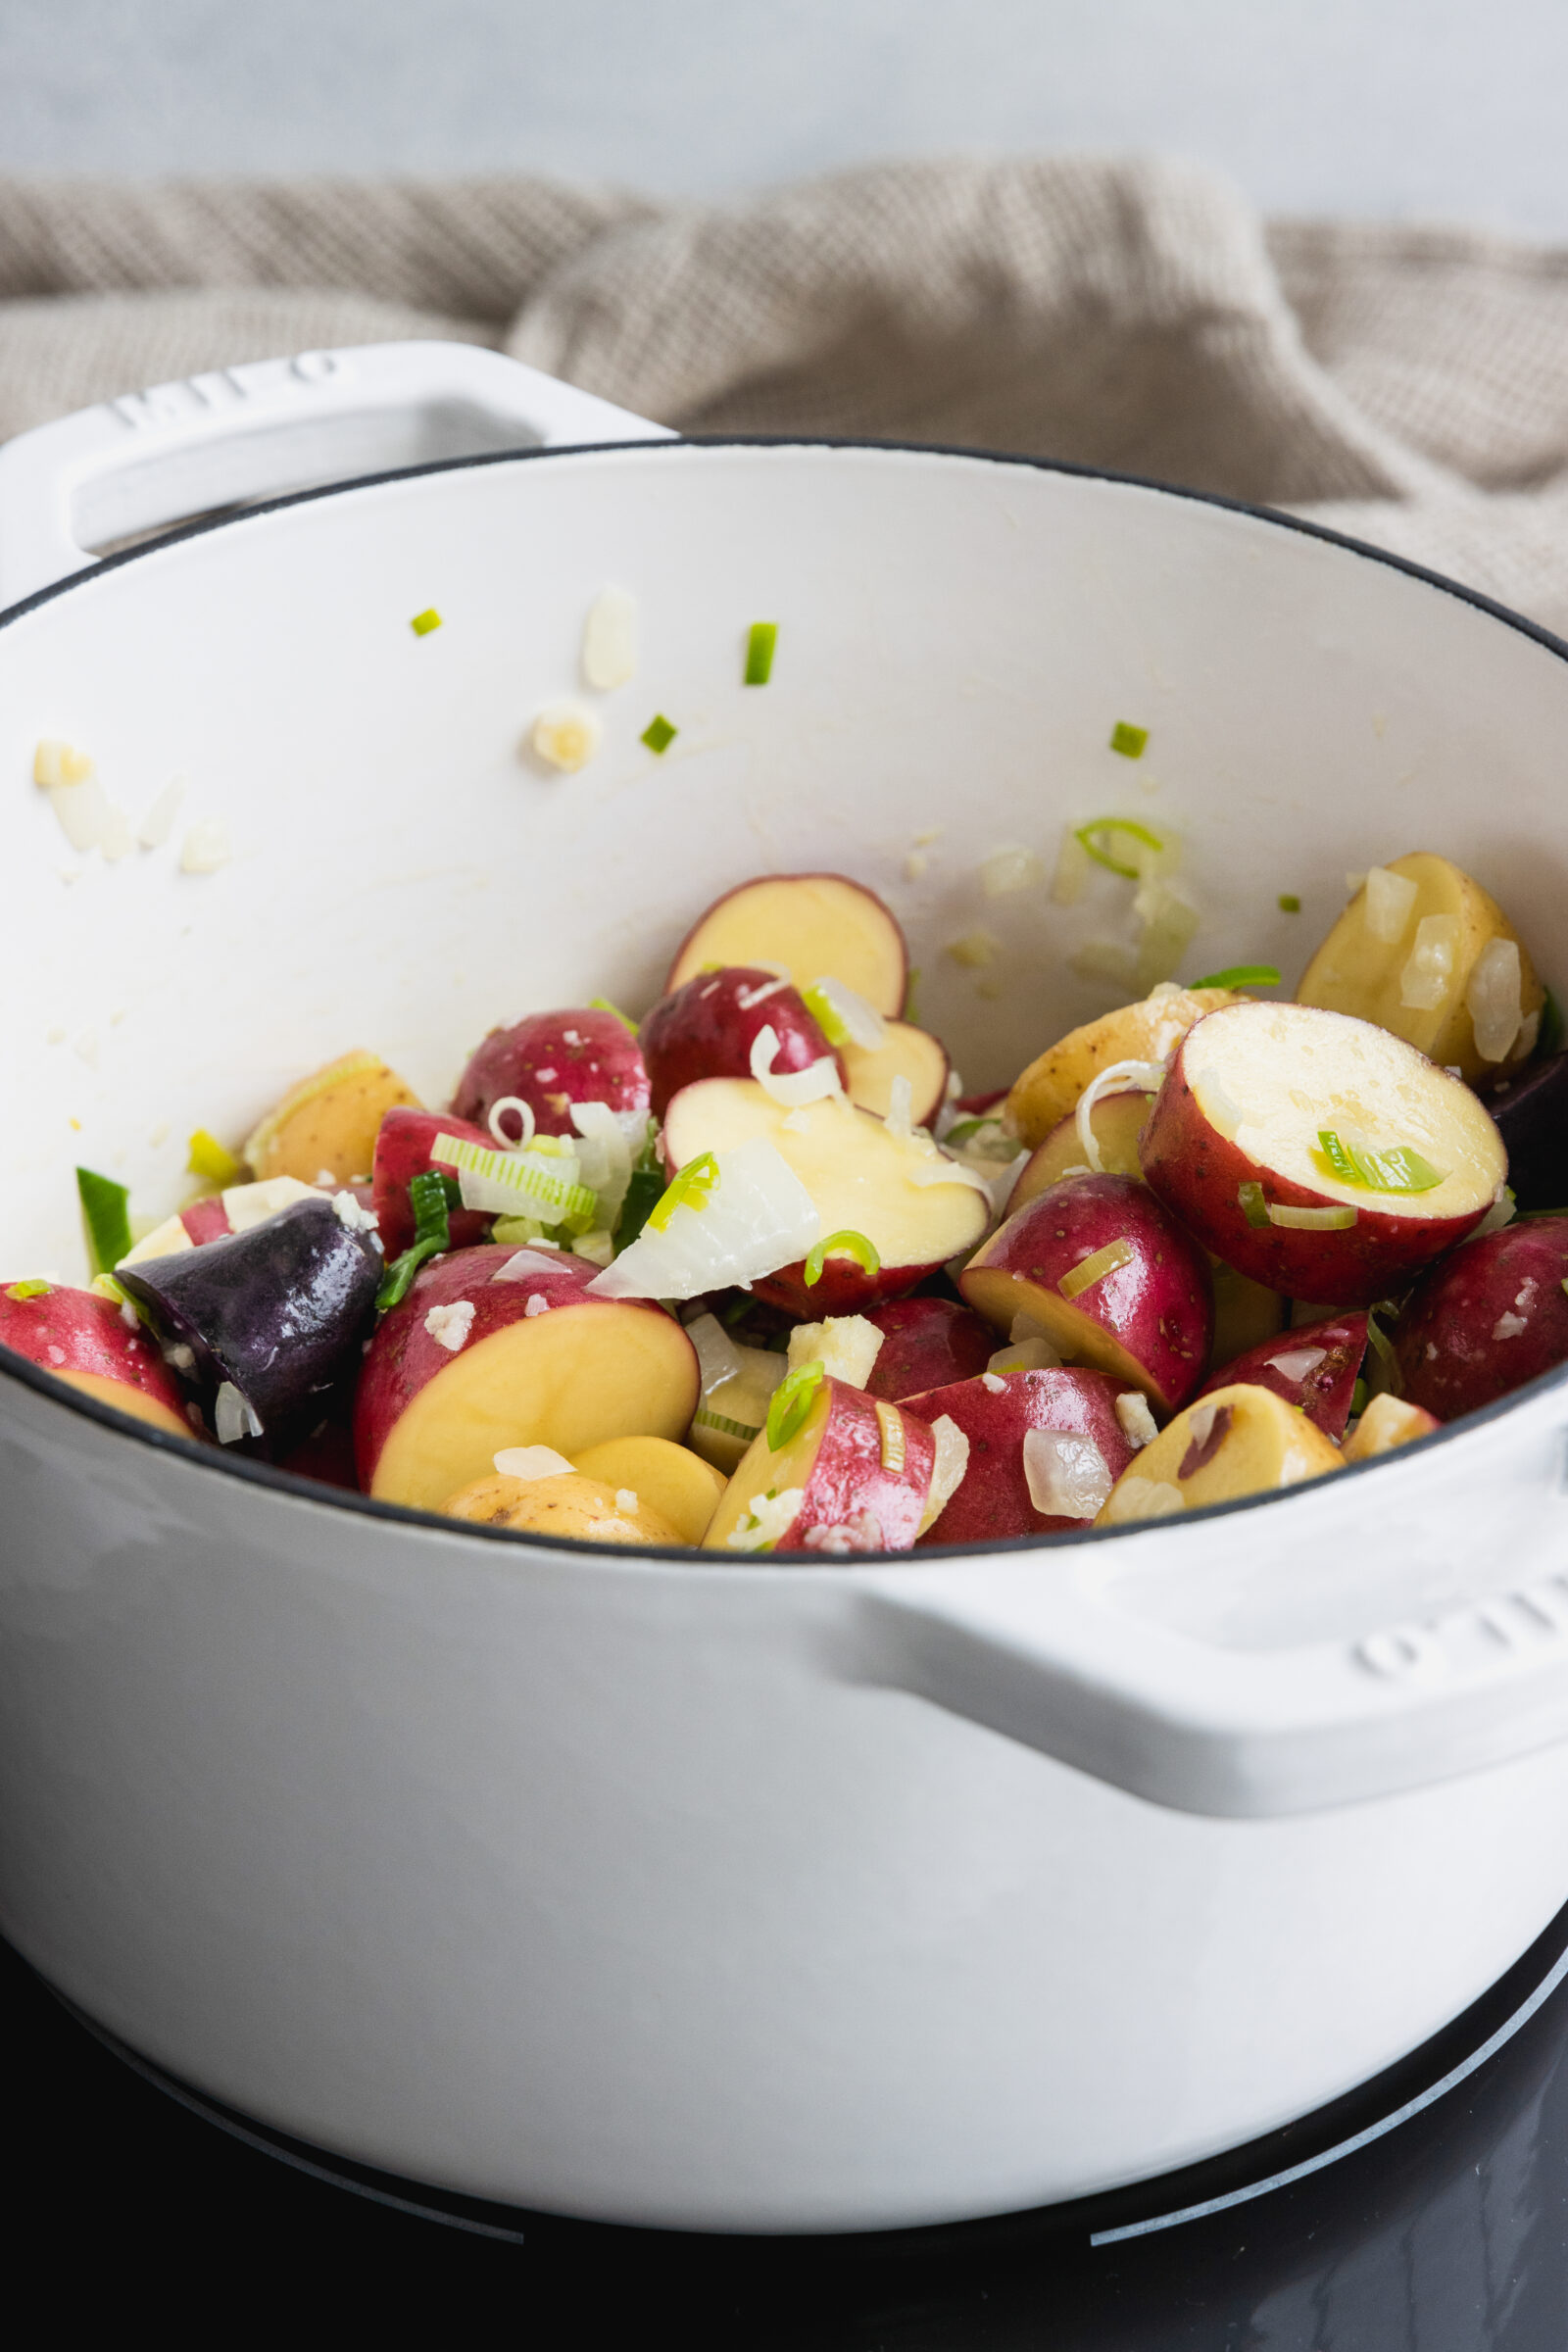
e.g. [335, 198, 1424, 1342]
[5, 343, 1568, 2235]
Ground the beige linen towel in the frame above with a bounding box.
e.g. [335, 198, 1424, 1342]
[4, 156, 1568, 629]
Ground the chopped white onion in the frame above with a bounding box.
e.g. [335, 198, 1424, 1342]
[1114, 1391, 1159, 1448]
[588, 1136, 820, 1300]
[214, 1381, 263, 1445]
[179, 821, 231, 875]
[1364, 865, 1418, 944]
[726, 1487, 806, 1552]
[807, 975, 888, 1050]
[979, 846, 1045, 900]
[1399, 914, 1459, 1011]
[424, 1299, 476, 1352]
[581, 584, 638, 690]
[885, 1074, 914, 1138]
[749, 1023, 843, 1106]
[686, 1309, 743, 1394]
[494, 1445, 574, 1480]
[489, 1096, 536, 1150]
[1465, 936, 1524, 1063]
[1022, 1427, 1113, 1520]
[1074, 1059, 1166, 1173]
[1265, 1346, 1327, 1384]
[735, 974, 792, 1012]
[981, 1371, 1008, 1395]
[569, 1099, 635, 1227]
[493, 1249, 568, 1281]
[137, 776, 185, 849]
[531, 701, 602, 773]
[925, 1414, 971, 1521]
[1133, 878, 1200, 991]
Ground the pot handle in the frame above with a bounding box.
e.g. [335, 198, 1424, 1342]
[855, 1420, 1568, 1818]
[0, 339, 670, 610]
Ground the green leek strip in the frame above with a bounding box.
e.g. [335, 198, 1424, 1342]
[1267, 1202, 1358, 1230]
[1238, 1181, 1270, 1229]
[803, 1229, 881, 1287]
[89, 1273, 129, 1307]
[744, 622, 778, 686]
[5, 1278, 51, 1301]
[1365, 1304, 1403, 1395]
[1073, 816, 1164, 881]
[693, 1405, 762, 1441]
[587, 996, 640, 1037]
[1109, 721, 1149, 760]
[801, 981, 850, 1048]
[1315, 1130, 1445, 1195]
[1540, 987, 1565, 1059]
[76, 1167, 131, 1277]
[615, 1165, 667, 1252]
[1189, 963, 1281, 991]
[648, 1151, 719, 1234]
[375, 1168, 456, 1311]
[766, 1358, 825, 1451]
[186, 1127, 244, 1185]
[1278, 894, 1301, 914]
[1349, 1377, 1369, 1417]
[1058, 1236, 1133, 1300]
[431, 1132, 597, 1221]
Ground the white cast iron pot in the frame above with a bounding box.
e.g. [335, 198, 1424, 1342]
[4, 344, 1568, 2235]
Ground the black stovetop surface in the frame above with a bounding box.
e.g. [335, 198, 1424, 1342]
[9, 1900, 1568, 2348]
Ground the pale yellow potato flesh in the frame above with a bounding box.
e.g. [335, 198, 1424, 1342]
[667, 876, 906, 1015]
[687, 1346, 786, 1473]
[842, 1022, 948, 1123]
[1342, 1393, 1442, 1461]
[442, 1470, 684, 1544]
[1004, 989, 1242, 1148]
[702, 1385, 831, 1550]
[245, 1049, 421, 1184]
[1011, 1089, 1152, 1206]
[1296, 852, 1543, 1080]
[1096, 1380, 1344, 1524]
[62, 1368, 192, 1440]
[572, 1436, 727, 1543]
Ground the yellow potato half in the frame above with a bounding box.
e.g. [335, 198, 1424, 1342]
[441, 1471, 686, 1544]
[1341, 1394, 1442, 1461]
[1004, 988, 1243, 1149]
[571, 1437, 727, 1544]
[1096, 1381, 1344, 1525]
[244, 1049, 421, 1184]
[1296, 852, 1543, 1081]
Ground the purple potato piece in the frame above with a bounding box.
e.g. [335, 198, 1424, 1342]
[119, 1196, 381, 1437]
[1392, 1215, 1568, 1419]
[1487, 1052, 1568, 1213]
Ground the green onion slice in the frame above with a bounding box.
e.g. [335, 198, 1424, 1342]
[766, 1358, 825, 1451]
[693, 1405, 763, 1442]
[1058, 1236, 1133, 1300]
[1315, 1131, 1446, 1194]
[1109, 721, 1149, 759]
[186, 1128, 244, 1185]
[1278, 894, 1301, 914]
[1237, 1181, 1270, 1229]
[744, 622, 778, 686]
[648, 1151, 719, 1233]
[431, 1132, 597, 1220]
[641, 713, 677, 755]
[1073, 817, 1164, 881]
[1189, 963, 1281, 991]
[1267, 1202, 1358, 1230]
[376, 1166, 457, 1310]
[588, 996, 640, 1037]
[76, 1166, 131, 1277]
[410, 609, 442, 637]
[5, 1278, 52, 1301]
[803, 1229, 881, 1288]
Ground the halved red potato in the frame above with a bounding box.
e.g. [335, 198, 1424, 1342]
[371, 1105, 497, 1257]
[355, 1245, 699, 1509]
[453, 1007, 649, 1141]
[905, 1366, 1140, 1543]
[1010, 1089, 1152, 1209]
[639, 966, 843, 1118]
[662, 1078, 990, 1315]
[666, 874, 907, 1017]
[1004, 986, 1243, 1149]
[1297, 852, 1544, 1082]
[1342, 1394, 1441, 1460]
[842, 1023, 949, 1126]
[244, 1049, 421, 1184]
[442, 1469, 685, 1545]
[1096, 1382, 1345, 1526]
[1197, 1310, 1367, 1441]
[1140, 1001, 1506, 1305]
[702, 1376, 935, 1554]
[960, 1173, 1212, 1414]
[0, 1280, 193, 1438]
[862, 1297, 996, 1401]
[571, 1435, 727, 1544]
[1392, 1216, 1568, 1420]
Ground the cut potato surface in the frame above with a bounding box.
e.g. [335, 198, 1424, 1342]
[666, 874, 907, 1017]
[245, 1050, 420, 1185]
[842, 1022, 949, 1125]
[1010, 1089, 1152, 1209]
[1342, 1394, 1441, 1461]
[1096, 1382, 1344, 1525]
[571, 1436, 726, 1544]
[1297, 852, 1543, 1081]
[442, 1470, 684, 1544]
[1004, 987, 1242, 1148]
[662, 1078, 989, 1314]
[702, 1376, 935, 1554]
[61, 1367, 193, 1439]
[1141, 1000, 1505, 1304]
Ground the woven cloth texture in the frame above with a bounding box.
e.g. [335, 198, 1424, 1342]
[5, 156, 1568, 628]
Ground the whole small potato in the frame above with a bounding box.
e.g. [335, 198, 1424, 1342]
[441, 1470, 685, 1544]
[1004, 987, 1241, 1149]
[245, 1050, 420, 1185]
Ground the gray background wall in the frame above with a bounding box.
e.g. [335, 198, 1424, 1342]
[0, 0, 1563, 230]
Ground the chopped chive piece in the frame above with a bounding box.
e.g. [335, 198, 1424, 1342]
[1540, 987, 1564, 1059]
[411, 609, 442, 637]
[376, 1166, 454, 1310]
[1278, 894, 1301, 914]
[641, 713, 677, 755]
[1190, 963, 1281, 991]
[90, 1272, 130, 1307]
[1109, 721, 1149, 759]
[804, 1229, 880, 1288]
[1058, 1236, 1133, 1300]
[648, 1151, 718, 1233]
[744, 622, 778, 686]
[1314, 1131, 1446, 1195]
[5, 1278, 51, 1301]
[186, 1127, 244, 1186]
[76, 1166, 131, 1277]
[1073, 816, 1164, 881]
[766, 1358, 825, 1451]
[588, 996, 640, 1037]
[1238, 1181, 1270, 1229]
[1349, 1377, 1369, 1417]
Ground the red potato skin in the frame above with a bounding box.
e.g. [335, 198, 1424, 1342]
[276, 1415, 361, 1491]
[961, 1173, 1213, 1414]
[955, 1088, 1009, 1117]
[353, 1244, 638, 1491]
[453, 1008, 649, 1141]
[862, 1297, 997, 1401]
[640, 967, 845, 1119]
[0, 1283, 191, 1426]
[774, 1380, 936, 1553]
[664, 872, 908, 1015]
[180, 1197, 231, 1246]
[1139, 1029, 1496, 1307]
[754, 1253, 950, 1319]
[905, 1366, 1139, 1544]
[1394, 1218, 1568, 1420]
[372, 1105, 496, 1258]
[1198, 1310, 1368, 1441]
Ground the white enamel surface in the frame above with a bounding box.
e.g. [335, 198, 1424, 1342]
[6, 391, 1568, 2227]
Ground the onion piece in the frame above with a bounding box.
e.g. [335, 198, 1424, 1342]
[749, 1023, 843, 1107]
[587, 1135, 820, 1300]
[488, 1096, 536, 1151]
[804, 976, 888, 1051]
[1465, 937, 1524, 1063]
[1114, 1391, 1159, 1448]
[569, 1099, 636, 1228]
[1265, 1346, 1327, 1383]
[494, 1445, 574, 1480]
[1022, 1427, 1113, 1519]
[1399, 914, 1459, 1012]
[686, 1309, 743, 1394]
[1364, 865, 1418, 945]
[925, 1414, 971, 1521]
[1074, 1059, 1165, 1173]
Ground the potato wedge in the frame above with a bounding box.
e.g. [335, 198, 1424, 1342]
[1004, 987, 1243, 1148]
[1296, 852, 1543, 1080]
[1096, 1381, 1344, 1524]
[571, 1436, 727, 1544]
[1342, 1395, 1441, 1461]
[442, 1469, 685, 1544]
[245, 1049, 420, 1184]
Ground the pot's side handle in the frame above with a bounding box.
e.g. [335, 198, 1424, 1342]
[0, 340, 671, 610]
[854, 1521, 1568, 1820]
